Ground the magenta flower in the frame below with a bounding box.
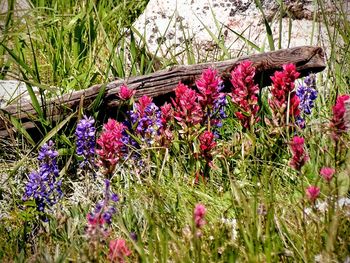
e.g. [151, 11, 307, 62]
[269, 64, 301, 125]
[172, 82, 203, 129]
[289, 136, 309, 171]
[320, 167, 335, 183]
[118, 84, 136, 100]
[196, 68, 221, 107]
[330, 94, 350, 140]
[199, 131, 216, 165]
[194, 204, 206, 228]
[230, 61, 260, 129]
[96, 119, 125, 174]
[306, 185, 320, 202]
[108, 239, 131, 263]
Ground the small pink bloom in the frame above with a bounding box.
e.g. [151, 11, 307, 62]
[137, 95, 153, 116]
[199, 131, 216, 165]
[194, 204, 206, 228]
[289, 136, 309, 171]
[306, 186, 320, 202]
[118, 84, 136, 100]
[320, 167, 335, 182]
[108, 239, 131, 263]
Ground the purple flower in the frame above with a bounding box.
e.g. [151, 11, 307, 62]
[128, 96, 162, 145]
[75, 115, 96, 167]
[23, 140, 62, 216]
[296, 74, 318, 115]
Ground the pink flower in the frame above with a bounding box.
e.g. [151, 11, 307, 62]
[330, 94, 350, 140]
[137, 95, 153, 116]
[306, 185, 320, 202]
[269, 64, 301, 124]
[172, 82, 203, 128]
[96, 119, 125, 173]
[118, 84, 136, 100]
[160, 102, 173, 126]
[108, 239, 131, 263]
[196, 68, 221, 107]
[320, 167, 335, 183]
[289, 136, 309, 171]
[230, 61, 260, 128]
[199, 131, 216, 165]
[194, 204, 206, 228]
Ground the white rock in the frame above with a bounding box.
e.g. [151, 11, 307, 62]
[0, 80, 39, 108]
[133, 0, 339, 63]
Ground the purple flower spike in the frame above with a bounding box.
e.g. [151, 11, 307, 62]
[296, 74, 318, 116]
[75, 115, 96, 167]
[23, 140, 62, 217]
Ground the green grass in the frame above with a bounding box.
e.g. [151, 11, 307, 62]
[0, 0, 350, 262]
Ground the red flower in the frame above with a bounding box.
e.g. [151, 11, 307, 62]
[320, 167, 335, 183]
[196, 68, 221, 107]
[269, 64, 301, 124]
[306, 185, 320, 202]
[118, 84, 135, 100]
[137, 95, 153, 116]
[194, 204, 206, 228]
[289, 136, 309, 171]
[230, 61, 260, 128]
[330, 94, 350, 140]
[172, 82, 203, 128]
[199, 131, 216, 164]
[96, 119, 125, 173]
[108, 239, 131, 263]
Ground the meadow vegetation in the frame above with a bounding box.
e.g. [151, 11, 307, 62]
[0, 0, 350, 262]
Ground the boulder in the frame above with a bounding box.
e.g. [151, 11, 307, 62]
[133, 0, 345, 63]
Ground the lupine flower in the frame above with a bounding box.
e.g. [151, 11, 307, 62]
[230, 61, 260, 129]
[199, 131, 216, 165]
[296, 74, 318, 128]
[289, 136, 309, 171]
[306, 185, 320, 202]
[129, 95, 162, 145]
[194, 204, 206, 228]
[196, 68, 221, 108]
[269, 64, 301, 125]
[23, 140, 62, 216]
[296, 74, 318, 115]
[108, 239, 131, 263]
[75, 115, 96, 167]
[86, 179, 119, 241]
[330, 94, 350, 140]
[320, 167, 335, 183]
[172, 82, 203, 129]
[118, 84, 136, 101]
[96, 119, 125, 174]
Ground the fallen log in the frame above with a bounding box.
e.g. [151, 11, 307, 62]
[0, 46, 325, 139]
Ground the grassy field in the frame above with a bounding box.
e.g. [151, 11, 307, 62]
[0, 0, 350, 262]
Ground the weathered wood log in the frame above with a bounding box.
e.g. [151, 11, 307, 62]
[0, 46, 325, 138]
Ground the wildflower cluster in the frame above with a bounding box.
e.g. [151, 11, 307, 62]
[230, 61, 260, 129]
[193, 203, 206, 237]
[76, 115, 96, 168]
[23, 140, 62, 216]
